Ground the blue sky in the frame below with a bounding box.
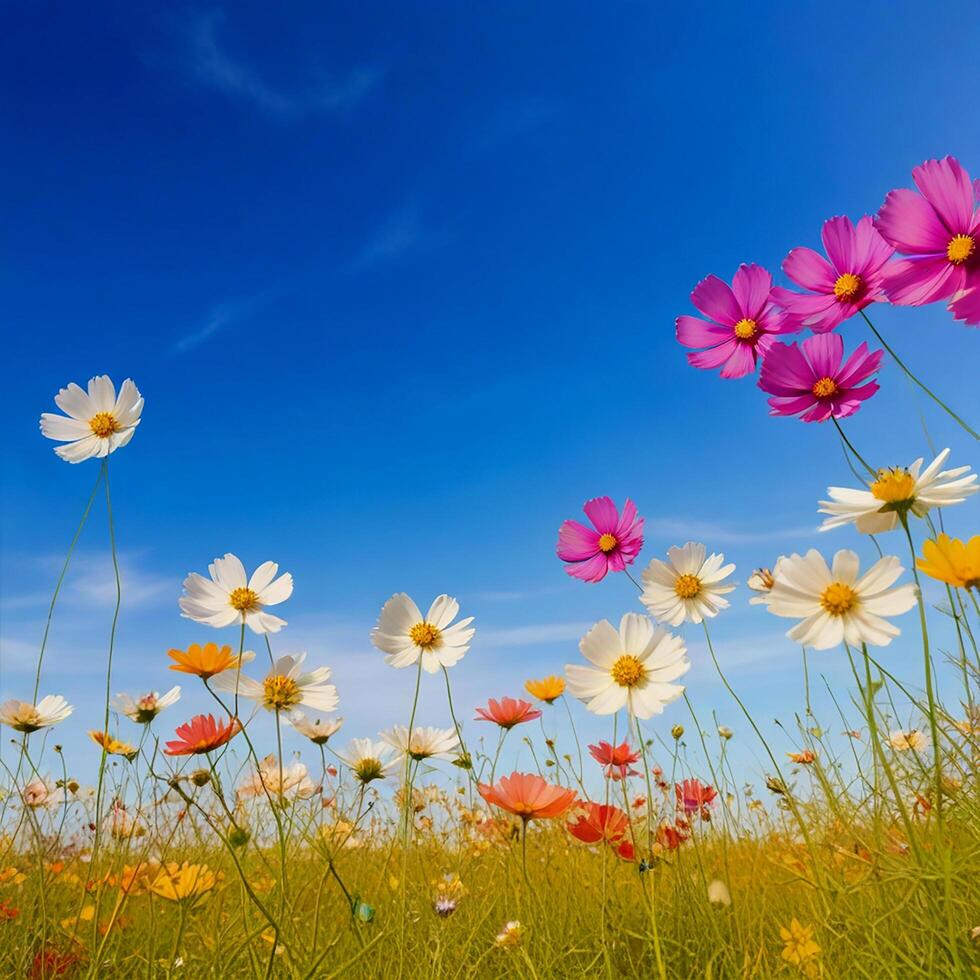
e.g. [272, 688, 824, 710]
[2, 2, 979, 788]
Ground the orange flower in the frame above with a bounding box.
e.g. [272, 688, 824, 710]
[478, 772, 576, 822]
[474, 697, 541, 729]
[164, 714, 241, 756]
[787, 750, 816, 765]
[89, 730, 137, 759]
[916, 534, 980, 590]
[524, 676, 566, 704]
[567, 802, 634, 861]
[167, 643, 250, 679]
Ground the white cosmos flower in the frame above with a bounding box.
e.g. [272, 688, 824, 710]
[819, 448, 977, 534]
[888, 729, 929, 752]
[747, 565, 780, 605]
[179, 553, 293, 634]
[237, 754, 317, 801]
[0, 695, 73, 733]
[111, 687, 181, 724]
[640, 542, 736, 626]
[40, 376, 143, 463]
[765, 549, 917, 650]
[336, 738, 398, 784]
[380, 725, 460, 761]
[287, 711, 343, 745]
[564, 613, 690, 719]
[371, 594, 475, 673]
[212, 653, 338, 714]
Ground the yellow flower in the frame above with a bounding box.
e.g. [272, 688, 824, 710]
[0, 867, 26, 885]
[916, 534, 980, 590]
[780, 918, 821, 966]
[89, 730, 137, 759]
[524, 676, 565, 704]
[149, 862, 217, 903]
[167, 642, 251, 679]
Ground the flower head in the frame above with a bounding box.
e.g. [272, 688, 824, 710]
[164, 714, 241, 756]
[40, 375, 143, 463]
[567, 802, 634, 861]
[758, 333, 883, 422]
[787, 750, 816, 765]
[237, 755, 317, 801]
[916, 534, 980, 590]
[149, 862, 217, 904]
[494, 920, 523, 948]
[167, 642, 254, 679]
[212, 653, 338, 714]
[371, 594, 475, 673]
[557, 496, 644, 582]
[474, 697, 541, 729]
[876, 156, 979, 309]
[524, 675, 566, 704]
[950, 282, 980, 325]
[287, 711, 343, 744]
[772, 216, 894, 332]
[566, 613, 689, 719]
[676, 264, 793, 378]
[779, 918, 821, 967]
[588, 740, 641, 780]
[675, 778, 717, 816]
[888, 729, 928, 752]
[819, 448, 976, 534]
[478, 772, 576, 822]
[111, 687, 181, 724]
[641, 542, 736, 625]
[0, 695, 72, 733]
[337, 738, 398, 784]
[747, 567, 778, 605]
[765, 549, 917, 650]
[380, 725, 460, 761]
[89, 731, 137, 760]
[179, 554, 293, 634]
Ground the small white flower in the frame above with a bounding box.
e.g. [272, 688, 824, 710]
[287, 711, 343, 745]
[212, 653, 338, 714]
[747, 565, 780, 605]
[765, 549, 917, 650]
[565, 612, 689, 719]
[112, 687, 181, 724]
[640, 542, 736, 626]
[888, 729, 929, 752]
[237, 754, 317, 800]
[179, 553, 293, 634]
[23, 778, 57, 808]
[371, 594, 475, 673]
[0, 695, 73, 733]
[495, 920, 523, 948]
[380, 725, 460, 761]
[40, 375, 143, 463]
[707, 879, 731, 906]
[819, 448, 977, 534]
[336, 738, 398, 784]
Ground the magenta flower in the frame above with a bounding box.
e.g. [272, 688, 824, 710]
[557, 497, 644, 583]
[676, 264, 793, 379]
[950, 284, 980, 326]
[875, 156, 979, 308]
[771, 216, 894, 333]
[758, 333, 883, 423]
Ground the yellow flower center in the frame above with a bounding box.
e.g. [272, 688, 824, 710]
[610, 655, 645, 688]
[733, 318, 757, 340]
[811, 376, 838, 399]
[674, 573, 701, 599]
[262, 674, 301, 711]
[409, 621, 441, 649]
[229, 587, 260, 612]
[820, 582, 857, 616]
[597, 533, 618, 553]
[354, 758, 384, 782]
[833, 272, 862, 301]
[89, 411, 120, 438]
[947, 233, 975, 264]
[870, 467, 916, 504]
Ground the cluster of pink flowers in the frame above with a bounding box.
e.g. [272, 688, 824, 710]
[676, 156, 978, 422]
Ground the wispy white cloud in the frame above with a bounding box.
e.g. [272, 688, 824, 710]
[479, 622, 592, 649]
[643, 517, 818, 546]
[347, 203, 452, 271]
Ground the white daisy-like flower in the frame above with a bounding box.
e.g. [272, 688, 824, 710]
[287, 711, 343, 745]
[380, 725, 461, 762]
[564, 612, 690, 719]
[40, 376, 143, 463]
[640, 542, 736, 626]
[111, 686, 181, 724]
[747, 566, 780, 606]
[888, 729, 928, 752]
[336, 738, 398, 784]
[179, 553, 293, 634]
[237, 754, 317, 801]
[23, 777, 67, 808]
[371, 594, 475, 673]
[818, 448, 977, 534]
[211, 653, 338, 714]
[765, 549, 917, 650]
[0, 695, 73, 733]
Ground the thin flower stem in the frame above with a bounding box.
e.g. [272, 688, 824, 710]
[831, 417, 876, 478]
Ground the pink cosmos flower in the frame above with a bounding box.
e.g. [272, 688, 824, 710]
[676, 264, 794, 379]
[474, 697, 542, 729]
[588, 740, 641, 781]
[675, 778, 717, 819]
[875, 156, 979, 313]
[557, 496, 644, 583]
[758, 333, 883, 423]
[950, 284, 980, 326]
[772, 216, 894, 333]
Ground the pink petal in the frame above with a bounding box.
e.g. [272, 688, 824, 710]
[565, 552, 610, 583]
[782, 247, 836, 293]
[675, 315, 731, 349]
[719, 342, 757, 379]
[583, 497, 619, 534]
[557, 520, 600, 562]
[690, 275, 740, 326]
[758, 342, 814, 393]
[731, 263, 772, 320]
[821, 216, 858, 273]
[836, 344, 883, 388]
[912, 156, 974, 235]
[801, 332, 844, 379]
[688, 338, 737, 371]
[949, 285, 980, 326]
[767, 393, 818, 417]
[876, 188, 950, 253]
[853, 215, 894, 274]
[615, 499, 639, 538]
[883, 256, 964, 305]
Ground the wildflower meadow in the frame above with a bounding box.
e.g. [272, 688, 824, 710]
[2, 147, 979, 979]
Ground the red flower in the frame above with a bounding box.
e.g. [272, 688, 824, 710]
[588, 740, 641, 781]
[164, 714, 241, 756]
[474, 697, 541, 730]
[30, 946, 83, 979]
[0, 900, 19, 921]
[655, 821, 689, 851]
[567, 802, 634, 861]
[675, 778, 717, 818]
